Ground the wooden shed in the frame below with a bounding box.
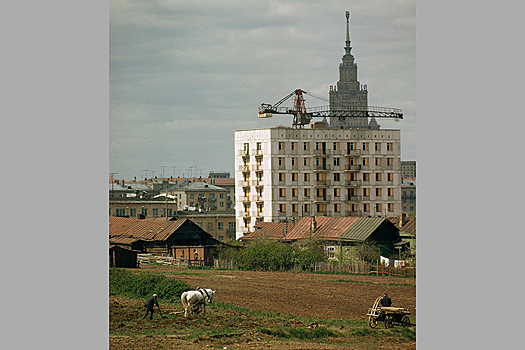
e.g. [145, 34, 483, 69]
[171, 245, 216, 267]
[109, 216, 221, 256]
[109, 245, 139, 268]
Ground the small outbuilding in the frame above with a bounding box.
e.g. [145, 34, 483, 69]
[109, 245, 139, 268]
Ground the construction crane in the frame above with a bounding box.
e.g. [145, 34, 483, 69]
[258, 89, 403, 128]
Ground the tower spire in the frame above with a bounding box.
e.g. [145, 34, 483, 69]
[345, 11, 352, 55]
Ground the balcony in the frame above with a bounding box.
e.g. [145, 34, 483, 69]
[238, 195, 251, 202]
[313, 149, 331, 156]
[345, 165, 362, 171]
[239, 165, 250, 172]
[345, 180, 362, 186]
[345, 149, 361, 156]
[238, 180, 250, 187]
[239, 149, 250, 157]
[345, 195, 362, 202]
[313, 164, 331, 171]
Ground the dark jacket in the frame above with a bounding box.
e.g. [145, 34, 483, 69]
[381, 296, 392, 307]
[144, 296, 159, 309]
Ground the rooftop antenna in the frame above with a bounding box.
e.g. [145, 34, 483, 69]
[160, 165, 167, 179]
[172, 165, 177, 177]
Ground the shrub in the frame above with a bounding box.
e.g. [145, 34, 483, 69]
[109, 269, 190, 302]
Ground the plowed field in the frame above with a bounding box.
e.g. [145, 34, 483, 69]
[110, 266, 416, 349]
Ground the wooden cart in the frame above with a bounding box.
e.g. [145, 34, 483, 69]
[366, 296, 411, 329]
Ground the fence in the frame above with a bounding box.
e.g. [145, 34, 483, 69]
[374, 261, 416, 277]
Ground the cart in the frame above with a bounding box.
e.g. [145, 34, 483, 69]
[366, 296, 411, 329]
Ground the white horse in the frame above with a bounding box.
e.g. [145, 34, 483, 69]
[181, 287, 215, 317]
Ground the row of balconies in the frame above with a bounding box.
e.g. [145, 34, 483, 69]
[237, 194, 396, 203]
[239, 148, 397, 158]
[239, 179, 395, 188]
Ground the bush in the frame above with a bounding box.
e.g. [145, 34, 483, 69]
[231, 241, 325, 271]
[109, 269, 191, 302]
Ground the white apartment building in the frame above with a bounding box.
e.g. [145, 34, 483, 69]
[234, 124, 402, 238]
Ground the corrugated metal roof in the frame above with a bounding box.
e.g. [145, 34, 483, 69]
[286, 217, 360, 241]
[240, 222, 287, 240]
[340, 217, 385, 241]
[109, 236, 140, 245]
[399, 217, 416, 235]
[109, 216, 186, 241]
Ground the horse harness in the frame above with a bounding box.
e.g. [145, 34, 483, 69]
[197, 288, 211, 303]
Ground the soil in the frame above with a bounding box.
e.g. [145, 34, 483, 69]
[110, 266, 416, 349]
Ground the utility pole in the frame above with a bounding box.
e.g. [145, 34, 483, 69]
[109, 172, 118, 198]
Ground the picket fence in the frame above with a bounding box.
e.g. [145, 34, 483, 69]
[214, 259, 415, 276]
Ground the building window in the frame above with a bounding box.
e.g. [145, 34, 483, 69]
[304, 173, 310, 182]
[334, 203, 341, 213]
[279, 173, 285, 181]
[375, 142, 381, 151]
[304, 203, 311, 214]
[116, 209, 126, 217]
[388, 203, 394, 212]
[220, 201, 224, 207]
[304, 188, 310, 197]
[291, 157, 297, 166]
[387, 158, 393, 166]
[388, 173, 394, 181]
[279, 204, 286, 213]
[363, 158, 369, 166]
[334, 188, 340, 197]
[364, 203, 370, 212]
[376, 173, 382, 181]
[190, 194, 194, 199]
[279, 188, 286, 197]
[304, 157, 310, 166]
[278, 157, 284, 166]
[229, 222, 236, 230]
[152, 209, 158, 217]
[142, 208, 147, 216]
[348, 142, 356, 150]
[304, 142, 310, 150]
[292, 173, 298, 182]
[333, 142, 339, 150]
[333, 173, 340, 182]
[218, 222, 224, 230]
[278, 142, 284, 150]
[363, 188, 370, 197]
[291, 142, 297, 150]
[292, 203, 298, 213]
[376, 188, 382, 197]
[375, 158, 381, 166]
[130, 208, 136, 217]
[363, 173, 370, 182]
[334, 158, 340, 166]
[387, 142, 393, 151]
[292, 188, 298, 197]
[388, 188, 394, 197]
[363, 142, 369, 151]
[376, 203, 382, 212]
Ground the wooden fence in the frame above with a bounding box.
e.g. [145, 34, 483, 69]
[375, 262, 416, 277]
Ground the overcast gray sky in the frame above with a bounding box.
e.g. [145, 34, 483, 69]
[109, 0, 416, 180]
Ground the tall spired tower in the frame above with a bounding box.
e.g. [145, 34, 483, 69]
[329, 11, 376, 129]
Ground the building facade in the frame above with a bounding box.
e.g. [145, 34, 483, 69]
[234, 125, 402, 238]
[401, 178, 416, 215]
[401, 161, 416, 179]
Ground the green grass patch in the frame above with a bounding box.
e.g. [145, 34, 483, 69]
[109, 268, 191, 303]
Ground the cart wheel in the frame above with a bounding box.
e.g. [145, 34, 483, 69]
[368, 316, 378, 329]
[385, 316, 394, 329]
[401, 315, 410, 327]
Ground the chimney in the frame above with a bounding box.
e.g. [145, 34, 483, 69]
[134, 176, 137, 182]
[121, 179, 125, 187]
[399, 213, 406, 227]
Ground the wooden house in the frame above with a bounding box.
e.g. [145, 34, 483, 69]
[109, 216, 221, 257]
[109, 245, 139, 268]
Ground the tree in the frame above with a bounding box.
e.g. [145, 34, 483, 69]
[353, 240, 380, 263]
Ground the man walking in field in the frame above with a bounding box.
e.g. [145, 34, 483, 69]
[142, 293, 160, 320]
[381, 292, 392, 307]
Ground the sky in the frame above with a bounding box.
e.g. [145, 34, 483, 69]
[109, 0, 416, 181]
